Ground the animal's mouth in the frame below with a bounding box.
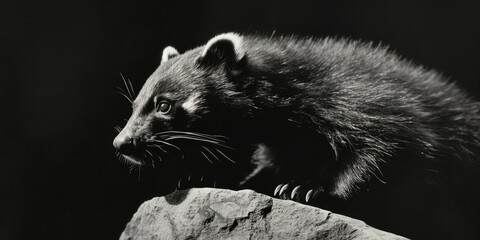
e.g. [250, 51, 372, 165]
[115, 131, 240, 191]
[120, 154, 144, 165]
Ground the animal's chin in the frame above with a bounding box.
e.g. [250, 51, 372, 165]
[121, 154, 144, 165]
[119, 150, 242, 193]
[167, 160, 240, 192]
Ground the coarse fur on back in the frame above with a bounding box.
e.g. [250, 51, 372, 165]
[114, 32, 480, 239]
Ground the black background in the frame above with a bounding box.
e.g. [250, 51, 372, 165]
[1, 1, 479, 239]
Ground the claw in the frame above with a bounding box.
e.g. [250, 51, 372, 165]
[274, 184, 283, 196]
[306, 189, 314, 203]
[290, 185, 301, 199]
[279, 184, 289, 196]
[177, 178, 182, 189]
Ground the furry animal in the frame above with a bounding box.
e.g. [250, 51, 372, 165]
[113, 33, 480, 239]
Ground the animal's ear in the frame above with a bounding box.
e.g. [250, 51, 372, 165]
[198, 33, 246, 71]
[161, 46, 179, 65]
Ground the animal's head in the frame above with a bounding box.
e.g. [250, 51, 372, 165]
[113, 33, 259, 190]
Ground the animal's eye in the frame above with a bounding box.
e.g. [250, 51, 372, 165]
[157, 102, 171, 114]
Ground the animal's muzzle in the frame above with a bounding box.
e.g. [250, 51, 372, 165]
[113, 132, 136, 155]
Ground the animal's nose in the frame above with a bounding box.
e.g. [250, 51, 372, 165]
[113, 133, 135, 155]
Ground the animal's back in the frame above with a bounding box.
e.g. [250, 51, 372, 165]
[245, 36, 480, 238]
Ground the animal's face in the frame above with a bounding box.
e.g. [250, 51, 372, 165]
[113, 34, 254, 189]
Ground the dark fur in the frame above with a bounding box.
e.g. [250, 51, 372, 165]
[114, 33, 480, 239]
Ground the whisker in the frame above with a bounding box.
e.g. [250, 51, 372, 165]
[116, 82, 133, 101]
[147, 143, 168, 153]
[202, 146, 220, 163]
[118, 154, 127, 164]
[215, 148, 235, 163]
[200, 150, 213, 164]
[145, 149, 154, 157]
[127, 78, 135, 99]
[150, 139, 181, 151]
[164, 135, 233, 149]
[116, 86, 130, 98]
[212, 143, 235, 150]
[156, 131, 229, 141]
[165, 135, 221, 144]
[117, 90, 133, 103]
[143, 152, 155, 168]
[129, 164, 135, 174]
[114, 126, 122, 133]
[119, 72, 134, 100]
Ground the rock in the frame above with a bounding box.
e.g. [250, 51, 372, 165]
[120, 188, 407, 240]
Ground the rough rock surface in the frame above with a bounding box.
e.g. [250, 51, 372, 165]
[120, 188, 407, 240]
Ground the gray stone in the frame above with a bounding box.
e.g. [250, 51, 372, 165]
[120, 188, 407, 240]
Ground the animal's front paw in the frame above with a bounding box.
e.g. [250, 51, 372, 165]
[273, 182, 323, 203]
